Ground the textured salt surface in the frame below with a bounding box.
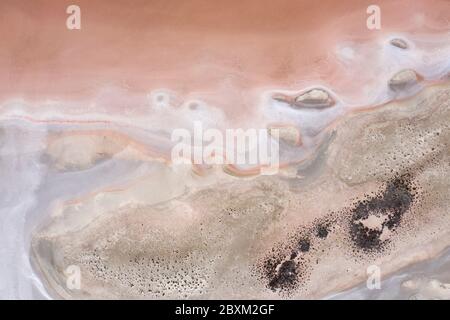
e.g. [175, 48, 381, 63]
[27, 84, 450, 299]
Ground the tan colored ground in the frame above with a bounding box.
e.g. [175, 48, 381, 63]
[32, 84, 450, 299]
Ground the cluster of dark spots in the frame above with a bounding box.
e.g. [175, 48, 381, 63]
[256, 171, 420, 295]
[312, 215, 339, 240]
[268, 259, 298, 291]
[257, 254, 299, 293]
[349, 174, 416, 252]
[290, 251, 298, 260]
[254, 214, 340, 295]
[316, 224, 329, 239]
[256, 234, 309, 296]
[297, 239, 310, 252]
[287, 238, 310, 262]
[255, 166, 425, 295]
